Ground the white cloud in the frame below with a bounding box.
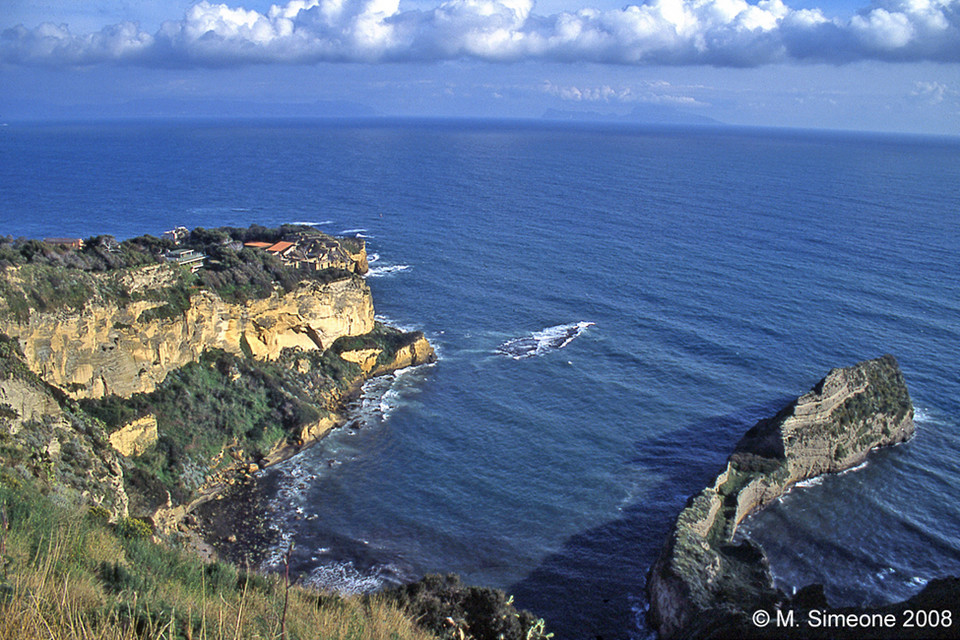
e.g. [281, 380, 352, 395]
[912, 79, 953, 103]
[2, 0, 959, 67]
[541, 79, 710, 105]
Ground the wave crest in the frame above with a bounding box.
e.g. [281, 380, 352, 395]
[366, 264, 411, 277]
[496, 322, 594, 359]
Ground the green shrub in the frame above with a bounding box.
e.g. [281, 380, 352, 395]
[383, 574, 551, 640]
[85, 504, 112, 524]
[116, 517, 152, 539]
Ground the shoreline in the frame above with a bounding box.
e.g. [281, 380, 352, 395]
[171, 336, 438, 570]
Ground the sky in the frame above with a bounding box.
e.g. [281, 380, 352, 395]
[1, 0, 958, 134]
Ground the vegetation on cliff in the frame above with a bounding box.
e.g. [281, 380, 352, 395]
[0, 334, 126, 515]
[0, 225, 362, 320]
[78, 343, 371, 513]
[647, 355, 922, 640]
[0, 475, 436, 640]
[382, 574, 553, 640]
[0, 225, 553, 640]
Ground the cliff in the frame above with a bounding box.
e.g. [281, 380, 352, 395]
[0, 334, 129, 517]
[0, 226, 435, 529]
[647, 355, 915, 639]
[0, 267, 374, 399]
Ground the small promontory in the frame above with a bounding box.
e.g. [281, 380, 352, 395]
[647, 355, 915, 639]
[0, 225, 436, 528]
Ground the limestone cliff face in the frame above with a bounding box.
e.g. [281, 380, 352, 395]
[647, 356, 914, 640]
[374, 334, 436, 374]
[0, 357, 129, 519]
[339, 333, 437, 376]
[108, 415, 159, 457]
[346, 240, 370, 275]
[0, 268, 375, 399]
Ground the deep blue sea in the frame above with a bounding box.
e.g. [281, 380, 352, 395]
[2, 120, 959, 639]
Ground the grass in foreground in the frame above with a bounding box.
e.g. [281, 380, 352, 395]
[0, 476, 435, 640]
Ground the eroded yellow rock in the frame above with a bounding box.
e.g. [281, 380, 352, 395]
[339, 347, 383, 374]
[108, 415, 159, 457]
[0, 266, 375, 399]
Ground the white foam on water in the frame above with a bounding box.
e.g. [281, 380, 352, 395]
[373, 314, 419, 334]
[913, 406, 940, 425]
[288, 220, 333, 226]
[496, 321, 595, 359]
[794, 476, 824, 489]
[340, 228, 367, 235]
[303, 560, 391, 595]
[260, 531, 296, 570]
[366, 264, 411, 277]
[368, 252, 380, 263]
[839, 460, 869, 476]
[352, 361, 434, 425]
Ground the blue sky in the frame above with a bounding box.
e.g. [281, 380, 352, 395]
[2, 0, 958, 133]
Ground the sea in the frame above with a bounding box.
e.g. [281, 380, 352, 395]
[2, 119, 959, 639]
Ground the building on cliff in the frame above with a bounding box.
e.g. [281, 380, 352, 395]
[163, 248, 206, 272]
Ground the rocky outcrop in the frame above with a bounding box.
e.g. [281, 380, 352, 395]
[339, 333, 437, 376]
[345, 240, 370, 275]
[0, 345, 129, 519]
[0, 374, 63, 433]
[647, 355, 915, 639]
[373, 334, 436, 375]
[108, 415, 158, 457]
[0, 267, 375, 399]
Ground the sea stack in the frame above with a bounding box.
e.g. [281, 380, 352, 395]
[647, 355, 914, 639]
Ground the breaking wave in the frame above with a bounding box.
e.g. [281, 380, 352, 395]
[794, 476, 824, 489]
[303, 559, 399, 595]
[366, 264, 411, 277]
[346, 361, 434, 427]
[496, 322, 595, 359]
[288, 220, 333, 226]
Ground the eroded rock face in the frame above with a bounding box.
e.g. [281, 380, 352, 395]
[0, 375, 63, 434]
[647, 355, 914, 640]
[0, 270, 375, 399]
[108, 415, 158, 457]
[0, 362, 129, 519]
[373, 334, 437, 374]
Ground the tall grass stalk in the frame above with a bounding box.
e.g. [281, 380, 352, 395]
[0, 482, 435, 640]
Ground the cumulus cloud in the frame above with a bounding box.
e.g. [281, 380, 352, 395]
[912, 79, 955, 103]
[541, 80, 710, 105]
[1, 0, 959, 67]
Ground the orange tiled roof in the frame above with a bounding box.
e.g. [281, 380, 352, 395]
[265, 241, 295, 253]
[244, 242, 273, 249]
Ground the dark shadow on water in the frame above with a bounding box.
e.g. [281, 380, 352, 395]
[508, 400, 791, 640]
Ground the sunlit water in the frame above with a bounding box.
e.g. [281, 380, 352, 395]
[3, 120, 959, 639]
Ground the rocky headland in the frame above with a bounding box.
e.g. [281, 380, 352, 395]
[647, 355, 959, 639]
[0, 225, 436, 533]
[0, 224, 561, 640]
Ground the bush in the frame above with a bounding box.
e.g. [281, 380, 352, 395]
[116, 517, 152, 539]
[383, 574, 552, 640]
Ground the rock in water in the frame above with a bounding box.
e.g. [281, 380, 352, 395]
[647, 355, 914, 640]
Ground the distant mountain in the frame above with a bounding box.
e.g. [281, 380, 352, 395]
[0, 98, 379, 120]
[542, 104, 722, 126]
